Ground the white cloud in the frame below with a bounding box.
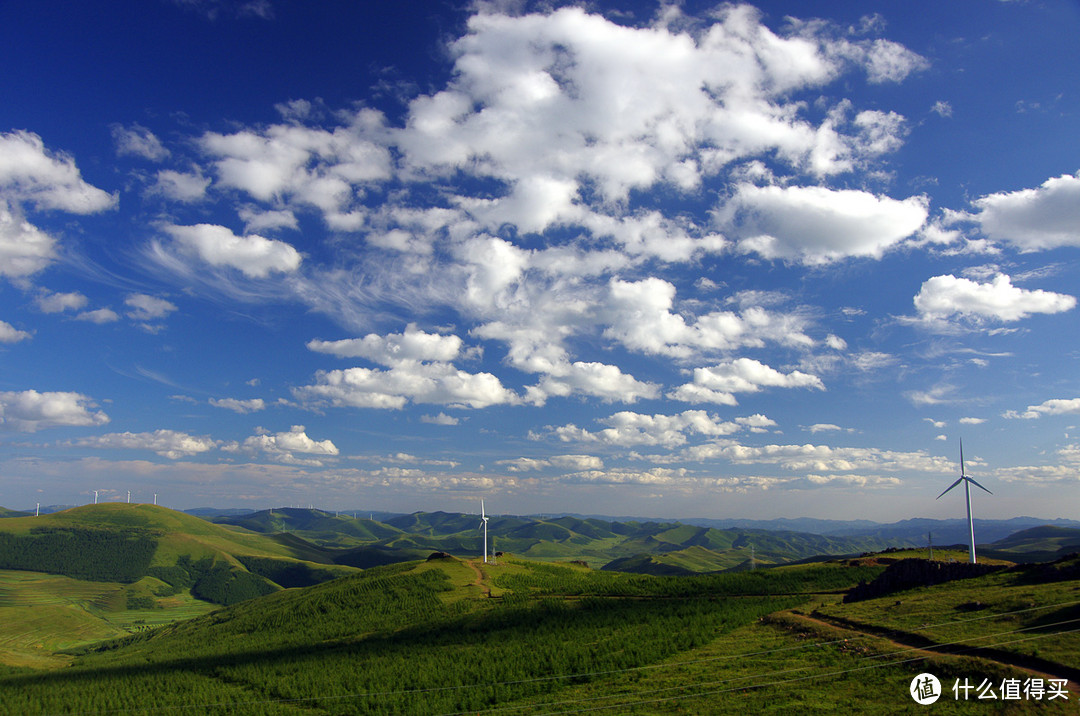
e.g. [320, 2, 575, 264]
[669, 358, 824, 405]
[913, 273, 1075, 326]
[124, 293, 177, 321]
[421, 412, 459, 426]
[233, 425, 339, 465]
[967, 173, 1080, 251]
[162, 223, 302, 278]
[0, 390, 109, 432]
[392, 3, 924, 236]
[549, 410, 744, 449]
[931, 100, 953, 118]
[692, 441, 950, 473]
[111, 124, 169, 161]
[152, 169, 210, 202]
[863, 38, 930, 83]
[603, 277, 813, 358]
[806, 423, 848, 434]
[75, 308, 120, 324]
[0, 130, 115, 214]
[498, 454, 603, 472]
[295, 361, 518, 410]
[959, 417, 985, 425]
[307, 324, 462, 365]
[35, 290, 87, 313]
[209, 397, 266, 414]
[718, 184, 928, 264]
[528, 361, 659, 405]
[73, 429, 216, 459]
[0, 202, 57, 279]
[199, 117, 391, 225]
[1003, 398, 1080, 420]
[0, 320, 30, 343]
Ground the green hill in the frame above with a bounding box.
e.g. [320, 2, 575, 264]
[0, 504, 358, 604]
[3, 550, 1074, 713]
[988, 525, 1080, 555]
[207, 508, 911, 571]
[0, 506, 32, 519]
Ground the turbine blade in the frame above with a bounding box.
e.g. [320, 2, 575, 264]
[965, 476, 993, 495]
[959, 438, 965, 477]
[481, 499, 486, 519]
[937, 477, 963, 499]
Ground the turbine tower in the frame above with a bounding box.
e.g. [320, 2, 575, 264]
[937, 439, 992, 564]
[479, 499, 489, 564]
[93, 489, 99, 505]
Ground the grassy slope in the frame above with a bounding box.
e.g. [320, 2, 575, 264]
[0, 554, 1075, 713]
[0, 505, 358, 667]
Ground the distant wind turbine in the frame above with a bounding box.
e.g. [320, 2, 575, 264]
[93, 490, 99, 505]
[937, 439, 992, 564]
[479, 499, 489, 564]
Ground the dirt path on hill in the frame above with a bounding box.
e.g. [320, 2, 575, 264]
[785, 610, 1079, 695]
[465, 560, 491, 597]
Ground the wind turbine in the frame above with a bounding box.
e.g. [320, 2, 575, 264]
[937, 439, 992, 564]
[93, 490, 99, 505]
[479, 500, 489, 564]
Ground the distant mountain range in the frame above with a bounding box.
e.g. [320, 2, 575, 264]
[200, 508, 1080, 573]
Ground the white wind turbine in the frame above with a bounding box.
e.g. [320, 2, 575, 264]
[479, 500, 489, 564]
[937, 439, 992, 564]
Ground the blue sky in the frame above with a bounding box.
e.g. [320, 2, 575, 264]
[1, 0, 1079, 521]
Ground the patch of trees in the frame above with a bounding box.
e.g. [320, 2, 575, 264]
[236, 556, 342, 589]
[844, 558, 1005, 603]
[0, 527, 156, 583]
[148, 555, 279, 606]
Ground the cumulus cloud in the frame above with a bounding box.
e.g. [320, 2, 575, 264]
[0, 320, 31, 343]
[0, 202, 57, 279]
[124, 293, 177, 321]
[912, 273, 1075, 327]
[295, 361, 517, 410]
[0, 130, 115, 214]
[0, 390, 109, 431]
[718, 184, 928, 264]
[35, 290, 88, 313]
[548, 410, 746, 449]
[152, 168, 210, 202]
[72, 429, 216, 459]
[497, 454, 604, 472]
[232, 425, 339, 465]
[199, 116, 391, 226]
[111, 124, 169, 161]
[528, 361, 659, 405]
[75, 308, 120, 324]
[1003, 398, 1080, 420]
[0, 133, 113, 279]
[603, 277, 813, 358]
[421, 412, 459, 425]
[209, 397, 266, 414]
[161, 223, 302, 278]
[307, 324, 462, 364]
[669, 358, 824, 405]
[966, 173, 1080, 250]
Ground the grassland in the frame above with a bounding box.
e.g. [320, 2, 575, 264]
[1, 551, 1075, 714]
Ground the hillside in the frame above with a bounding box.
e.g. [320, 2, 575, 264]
[210, 508, 913, 571]
[1, 552, 1075, 713]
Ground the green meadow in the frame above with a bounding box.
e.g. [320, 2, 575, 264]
[0, 505, 1076, 713]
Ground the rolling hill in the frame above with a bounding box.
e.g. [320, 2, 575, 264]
[209, 508, 916, 571]
[1, 550, 1075, 713]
